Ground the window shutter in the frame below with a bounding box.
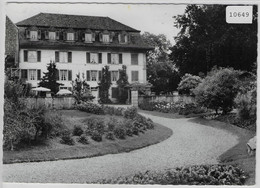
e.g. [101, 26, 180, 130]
[56, 31, 60, 40]
[68, 70, 72, 81]
[37, 30, 41, 40]
[119, 53, 123, 64]
[45, 31, 49, 39]
[109, 33, 113, 42]
[82, 33, 85, 41]
[37, 69, 41, 80]
[56, 70, 59, 80]
[92, 33, 96, 41]
[99, 33, 103, 42]
[21, 69, 28, 79]
[107, 53, 111, 64]
[68, 52, 72, 63]
[98, 53, 102, 64]
[118, 34, 121, 43]
[55, 51, 59, 62]
[121, 34, 125, 43]
[75, 32, 78, 41]
[37, 51, 41, 62]
[98, 71, 102, 81]
[86, 70, 90, 81]
[63, 32, 67, 41]
[25, 30, 30, 39]
[24, 50, 28, 62]
[127, 35, 131, 43]
[86, 52, 90, 63]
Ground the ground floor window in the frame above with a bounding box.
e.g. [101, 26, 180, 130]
[111, 71, 119, 82]
[111, 87, 119, 98]
[131, 71, 139, 82]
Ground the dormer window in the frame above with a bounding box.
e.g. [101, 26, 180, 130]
[49, 32, 56, 40]
[102, 34, 110, 43]
[67, 32, 74, 41]
[99, 30, 114, 43]
[118, 32, 128, 43]
[26, 27, 41, 41]
[83, 30, 95, 43]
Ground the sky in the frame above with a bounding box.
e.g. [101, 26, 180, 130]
[5, 2, 187, 44]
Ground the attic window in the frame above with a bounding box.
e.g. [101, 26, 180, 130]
[118, 33, 128, 43]
[67, 33, 74, 41]
[102, 34, 110, 43]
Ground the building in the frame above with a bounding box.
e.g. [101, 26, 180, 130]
[15, 13, 153, 101]
[5, 16, 19, 78]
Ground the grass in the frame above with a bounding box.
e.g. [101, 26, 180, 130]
[3, 110, 172, 164]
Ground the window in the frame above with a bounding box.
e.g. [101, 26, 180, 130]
[90, 53, 98, 64]
[55, 51, 72, 63]
[86, 53, 102, 64]
[131, 71, 139, 82]
[29, 69, 37, 80]
[60, 70, 68, 81]
[28, 51, 37, 63]
[111, 71, 119, 82]
[131, 53, 138, 65]
[21, 69, 28, 80]
[91, 70, 98, 81]
[119, 34, 128, 43]
[85, 33, 92, 43]
[49, 32, 56, 40]
[30, 31, 38, 41]
[102, 34, 110, 43]
[67, 33, 74, 41]
[107, 53, 123, 64]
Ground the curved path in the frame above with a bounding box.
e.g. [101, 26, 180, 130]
[3, 113, 239, 183]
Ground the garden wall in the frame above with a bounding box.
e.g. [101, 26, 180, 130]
[139, 95, 194, 104]
[24, 97, 76, 109]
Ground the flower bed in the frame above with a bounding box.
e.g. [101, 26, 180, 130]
[94, 164, 247, 185]
[139, 100, 206, 115]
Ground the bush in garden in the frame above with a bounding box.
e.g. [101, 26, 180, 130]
[194, 67, 241, 114]
[91, 131, 103, 142]
[178, 102, 206, 115]
[77, 101, 104, 114]
[73, 125, 84, 136]
[102, 106, 125, 116]
[95, 164, 247, 185]
[138, 100, 155, 111]
[114, 127, 126, 139]
[178, 73, 202, 96]
[77, 134, 89, 144]
[60, 130, 75, 145]
[107, 116, 118, 131]
[235, 87, 256, 121]
[105, 132, 115, 140]
[85, 118, 105, 136]
[43, 110, 64, 137]
[123, 107, 138, 119]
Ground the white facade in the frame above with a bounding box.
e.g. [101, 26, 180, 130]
[19, 48, 147, 99]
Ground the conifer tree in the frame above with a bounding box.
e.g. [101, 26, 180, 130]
[116, 65, 129, 103]
[98, 66, 111, 103]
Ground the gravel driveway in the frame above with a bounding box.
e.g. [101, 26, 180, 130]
[3, 113, 239, 183]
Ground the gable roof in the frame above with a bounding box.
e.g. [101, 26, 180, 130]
[16, 13, 140, 32]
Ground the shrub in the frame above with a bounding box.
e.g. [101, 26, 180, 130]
[44, 110, 64, 137]
[114, 127, 126, 139]
[77, 102, 104, 114]
[60, 130, 75, 145]
[107, 116, 118, 131]
[123, 107, 138, 119]
[194, 68, 241, 114]
[73, 125, 84, 136]
[95, 164, 247, 185]
[91, 131, 103, 142]
[235, 87, 256, 121]
[138, 100, 155, 111]
[178, 73, 202, 96]
[178, 102, 206, 115]
[105, 132, 115, 140]
[77, 134, 89, 144]
[85, 118, 105, 136]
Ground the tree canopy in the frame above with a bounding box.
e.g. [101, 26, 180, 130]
[141, 32, 180, 94]
[170, 5, 257, 76]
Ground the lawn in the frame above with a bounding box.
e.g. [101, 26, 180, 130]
[3, 110, 172, 164]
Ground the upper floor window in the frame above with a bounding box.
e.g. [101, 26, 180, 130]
[107, 53, 123, 64]
[84, 33, 95, 43]
[57, 69, 72, 81]
[49, 32, 56, 40]
[99, 31, 114, 43]
[86, 52, 102, 64]
[24, 50, 41, 63]
[111, 71, 119, 82]
[131, 53, 139, 65]
[30, 31, 38, 40]
[67, 33, 74, 41]
[102, 34, 110, 43]
[55, 51, 72, 63]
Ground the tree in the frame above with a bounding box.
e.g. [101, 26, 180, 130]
[141, 32, 180, 94]
[116, 65, 129, 104]
[177, 73, 202, 96]
[98, 66, 111, 103]
[170, 5, 257, 76]
[72, 73, 94, 104]
[193, 67, 241, 114]
[39, 61, 62, 94]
